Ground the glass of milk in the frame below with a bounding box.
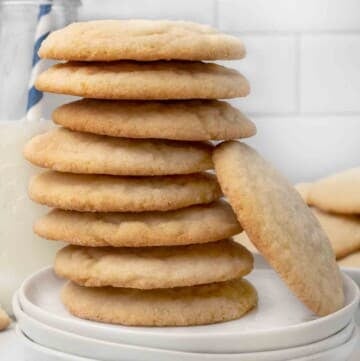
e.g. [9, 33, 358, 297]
[0, 0, 80, 313]
[0, 120, 62, 314]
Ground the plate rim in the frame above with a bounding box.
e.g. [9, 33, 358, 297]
[18, 266, 359, 337]
[17, 266, 360, 353]
[15, 325, 97, 361]
[13, 291, 356, 360]
[15, 322, 359, 361]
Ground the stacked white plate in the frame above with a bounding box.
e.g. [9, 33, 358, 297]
[14, 257, 360, 361]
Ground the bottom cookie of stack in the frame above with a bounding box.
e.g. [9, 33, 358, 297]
[61, 278, 257, 327]
[54, 239, 257, 326]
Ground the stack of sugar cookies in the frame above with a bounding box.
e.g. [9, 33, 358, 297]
[296, 168, 360, 268]
[24, 20, 259, 326]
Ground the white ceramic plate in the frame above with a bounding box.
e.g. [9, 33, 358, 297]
[15, 326, 96, 361]
[253, 253, 270, 269]
[15, 322, 359, 361]
[342, 267, 360, 287]
[13, 292, 356, 361]
[292, 327, 358, 361]
[18, 267, 359, 353]
[342, 267, 360, 326]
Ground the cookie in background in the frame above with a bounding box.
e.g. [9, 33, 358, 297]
[307, 168, 360, 214]
[295, 167, 360, 266]
[233, 232, 259, 254]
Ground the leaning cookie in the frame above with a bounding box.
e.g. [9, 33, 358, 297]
[53, 99, 256, 141]
[55, 240, 253, 289]
[35, 200, 241, 247]
[35, 61, 249, 100]
[61, 279, 257, 326]
[308, 168, 360, 214]
[29, 171, 222, 212]
[24, 128, 213, 176]
[0, 306, 10, 331]
[213, 141, 344, 316]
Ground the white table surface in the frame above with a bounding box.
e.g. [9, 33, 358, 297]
[1, 322, 360, 361]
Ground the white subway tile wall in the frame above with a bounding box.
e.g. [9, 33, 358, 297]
[300, 35, 360, 113]
[79, 0, 216, 24]
[246, 116, 360, 182]
[218, 0, 360, 32]
[43, 0, 360, 182]
[222, 35, 298, 114]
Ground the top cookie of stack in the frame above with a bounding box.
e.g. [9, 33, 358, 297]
[25, 19, 258, 327]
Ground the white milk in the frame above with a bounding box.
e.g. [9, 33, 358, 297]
[0, 119, 63, 314]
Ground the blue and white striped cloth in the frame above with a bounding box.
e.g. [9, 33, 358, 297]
[26, 3, 52, 121]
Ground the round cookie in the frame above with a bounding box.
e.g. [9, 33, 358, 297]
[308, 168, 360, 214]
[29, 171, 222, 212]
[61, 278, 257, 326]
[35, 61, 250, 100]
[0, 306, 10, 331]
[338, 251, 360, 268]
[39, 20, 245, 62]
[55, 240, 253, 289]
[312, 208, 360, 259]
[53, 99, 256, 141]
[213, 141, 344, 316]
[34, 200, 242, 247]
[24, 128, 213, 176]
